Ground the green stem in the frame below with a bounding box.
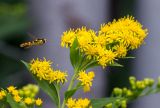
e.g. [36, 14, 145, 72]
[61, 69, 78, 108]
[55, 84, 61, 108]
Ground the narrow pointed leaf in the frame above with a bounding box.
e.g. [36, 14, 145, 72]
[70, 38, 80, 68]
[83, 61, 99, 70]
[109, 62, 123, 67]
[65, 88, 78, 100]
[123, 56, 135, 59]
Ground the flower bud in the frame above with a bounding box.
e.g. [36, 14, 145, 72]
[121, 100, 127, 108]
[129, 76, 136, 90]
[113, 88, 122, 96]
[144, 78, 150, 86]
[122, 87, 128, 95]
[136, 81, 146, 89]
[115, 99, 120, 106]
[126, 90, 133, 97]
[18, 90, 24, 96]
[157, 77, 160, 88]
[148, 79, 154, 86]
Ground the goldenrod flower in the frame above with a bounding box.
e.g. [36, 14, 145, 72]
[12, 90, 19, 96]
[24, 97, 33, 105]
[30, 58, 52, 80]
[77, 71, 95, 92]
[60, 16, 148, 68]
[66, 98, 76, 108]
[66, 98, 92, 108]
[98, 50, 116, 67]
[76, 98, 91, 108]
[100, 16, 148, 49]
[7, 86, 16, 93]
[113, 44, 127, 58]
[29, 58, 67, 84]
[0, 90, 6, 100]
[35, 98, 43, 106]
[61, 29, 76, 47]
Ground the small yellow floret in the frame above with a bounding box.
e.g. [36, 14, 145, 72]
[24, 97, 33, 105]
[113, 44, 127, 58]
[7, 86, 16, 93]
[0, 90, 6, 100]
[12, 90, 19, 96]
[66, 98, 76, 108]
[13, 95, 21, 102]
[78, 71, 95, 92]
[66, 98, 92, 108]
[35, 98, 43, 106]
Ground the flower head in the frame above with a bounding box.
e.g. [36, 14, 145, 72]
[29, 58, 67, 84]
[24, 97, 33, 105]
[61, 29, 76, 47]
[77, 71, 95, 92]
[0, 90, 6, 100]
[13, 95, 21, 102]
[100, 16, 148, 50]
[66, 98, 92, 108]
[35, 98, 43, 106]
[7, 86, 16, 93]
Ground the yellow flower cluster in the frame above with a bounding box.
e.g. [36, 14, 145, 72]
[100, 16, 147, 50]
[1, 85, 43, 106]
[66, 98, 92, 108]
[7, 86, 21, 102]
[61, 16, 148, 67]
[77, 71, 95, 92]
[29, 58, 68, 84]
[23, 97, 42, 106]
[0, 90, 6, 100]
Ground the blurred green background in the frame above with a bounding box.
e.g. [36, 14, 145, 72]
[0, 0, 29, 87]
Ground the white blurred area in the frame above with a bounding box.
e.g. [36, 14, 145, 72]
[132, 0, 160, 108]
[27, 0, 109, 107]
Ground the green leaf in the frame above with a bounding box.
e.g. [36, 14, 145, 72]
[65, 88, 78, 100]
[6, 93, 27, 108]
[35, 77, 60, 106]
[109, 62, 123, 67]
[21, 60, 29, 69]
[21, 60, 60, 106]
[123, 56, 135, 59]
[83, 61, 99, 70]
[70, 38, 80, 69]
[91, 97, 121, 108]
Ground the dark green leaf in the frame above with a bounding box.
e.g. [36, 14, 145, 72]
[34, 78, 59, 106]
[109, 62, 123, 67]
[122, 56, 135, 59]
[6, 93, 27, 108]
[21, 60, 29, 69]
[65, 88, 78, 100]
[91, 97, 121, 108]
[83, 61, 99, 70]
[70, 38, 80, 68]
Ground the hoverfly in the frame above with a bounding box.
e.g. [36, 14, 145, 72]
[20, 33, 47, 48]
